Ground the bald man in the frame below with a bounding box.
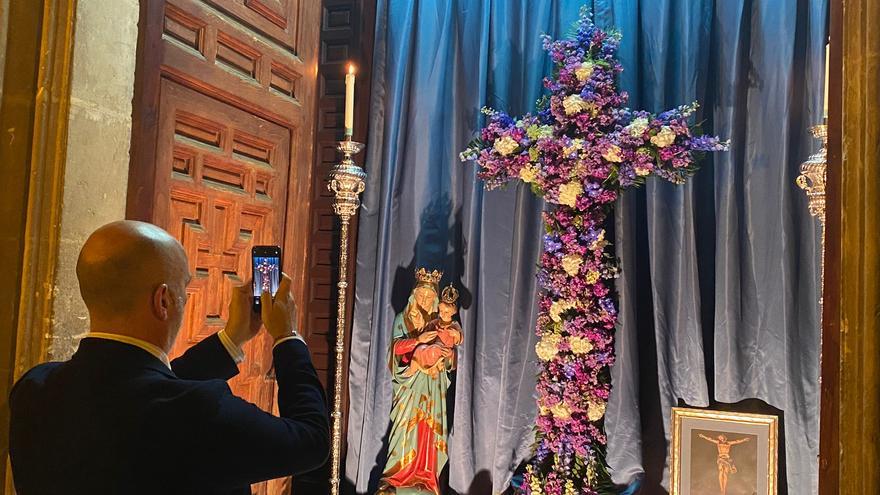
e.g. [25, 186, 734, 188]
[8, 221, 329, 494]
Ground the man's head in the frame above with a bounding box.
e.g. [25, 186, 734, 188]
[717, 434, 727, 443]
[76, 221, 191, 351]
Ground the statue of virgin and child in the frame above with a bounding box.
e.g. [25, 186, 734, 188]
[376, 268, 463, 495]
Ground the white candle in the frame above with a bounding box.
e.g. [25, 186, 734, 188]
[823, 42, 829, 119]
[344, 64, 356, 137]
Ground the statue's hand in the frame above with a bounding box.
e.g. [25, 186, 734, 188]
[437, 328, 462, 347]
[417, 330, 438, 343]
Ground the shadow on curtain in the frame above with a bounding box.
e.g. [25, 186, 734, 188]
[345, 1, 826, 494]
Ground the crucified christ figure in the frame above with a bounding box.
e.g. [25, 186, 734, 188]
[698, 433, 751, 495]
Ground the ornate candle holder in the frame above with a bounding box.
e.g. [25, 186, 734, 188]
[327, 138, 366, 495]
[797, 123, 827, 394]
[797, 124, 828, 225]
[797, 124, 827, 298]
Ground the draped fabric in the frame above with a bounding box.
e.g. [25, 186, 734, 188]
[345, 1, 826, 494]
[604, 2, 826, 493]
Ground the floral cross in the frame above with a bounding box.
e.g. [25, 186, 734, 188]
[460, 12, 727, 495]
[256, 259, 275, 293]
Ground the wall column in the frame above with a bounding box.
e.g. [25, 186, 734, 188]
[837, 0, 880, 492]
[48, 0, 139, 359]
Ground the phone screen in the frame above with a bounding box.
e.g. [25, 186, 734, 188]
[252, 246, 281, 311]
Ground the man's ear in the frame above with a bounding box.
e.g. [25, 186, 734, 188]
[152, 284, 170, 321]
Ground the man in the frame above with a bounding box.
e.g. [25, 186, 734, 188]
[9, 221, 329, 494]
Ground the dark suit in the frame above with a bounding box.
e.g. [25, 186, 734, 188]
[9, 333, 329, 494]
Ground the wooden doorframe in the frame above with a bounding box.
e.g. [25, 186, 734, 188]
[819, 0, 880, 493]
[127, 0, 163, 224]
[0, 0, 78, 492]
[817, 0, 841, 491]
[4, 0, 77, 382]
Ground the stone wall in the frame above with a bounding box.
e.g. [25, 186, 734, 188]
[48, 0, 139, 359]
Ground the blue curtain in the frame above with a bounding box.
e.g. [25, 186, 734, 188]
[345, 1, 826, 494]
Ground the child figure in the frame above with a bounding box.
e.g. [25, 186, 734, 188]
[410, 285, 462, 378]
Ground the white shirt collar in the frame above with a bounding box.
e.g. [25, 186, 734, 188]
[86, 332, 171, 369]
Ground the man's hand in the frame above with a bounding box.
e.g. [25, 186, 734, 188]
[225, 279, 263, 347]
[261, 273, 297, 341]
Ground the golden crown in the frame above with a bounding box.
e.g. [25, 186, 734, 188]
[440, 284, 459, 304]
[415, 267, 443, 287]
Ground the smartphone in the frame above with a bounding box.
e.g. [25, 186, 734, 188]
[252, 245, 282, 312]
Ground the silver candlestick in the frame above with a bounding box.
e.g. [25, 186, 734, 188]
[327, 138, 366, 495]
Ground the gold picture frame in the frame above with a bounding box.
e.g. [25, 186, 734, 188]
[670, 407, 779, 495]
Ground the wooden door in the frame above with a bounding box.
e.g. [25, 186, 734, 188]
[128, 1, 320, 493]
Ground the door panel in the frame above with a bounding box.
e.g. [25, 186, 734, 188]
[129, 1, 321, 493]
[203, 0, 302, 51]
[157, 79, 289, 409]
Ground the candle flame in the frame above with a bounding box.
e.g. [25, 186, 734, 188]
[348, 63, 356, 75]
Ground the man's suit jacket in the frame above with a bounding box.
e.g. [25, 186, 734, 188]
[9, 333, 329, 494]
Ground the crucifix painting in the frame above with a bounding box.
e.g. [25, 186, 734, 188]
[460, 11, 727, 493]
[698, 433, 752, 495]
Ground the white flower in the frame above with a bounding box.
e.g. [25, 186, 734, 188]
[550, 401, 571, 420]
[493, 135, 519, 156]
[602, 144, 624, 163]
[587, 400, 607, 421]
[625, 117, 650, 137]
[568, 336, 594, 355]
[574, 61, 595, 81]
[557, 181, 582, 208]
[561, 254, 582, 276]
[535, 334, 561, 361]
[650, 126, 677, 148]
[634, 164, 652, 176]
[549, 299, 577, 322]
[562, 94, 591, 116]
[519, 165, 539, 183]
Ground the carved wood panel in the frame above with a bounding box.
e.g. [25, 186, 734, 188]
[156, 79, 289, 410]
[203, 0, 302, 52]
[130, 0, 321, 493]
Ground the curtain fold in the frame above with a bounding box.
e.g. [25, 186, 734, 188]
[346, 1, 826, 493]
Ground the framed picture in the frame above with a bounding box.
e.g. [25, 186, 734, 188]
[670, 407, 778, 495]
